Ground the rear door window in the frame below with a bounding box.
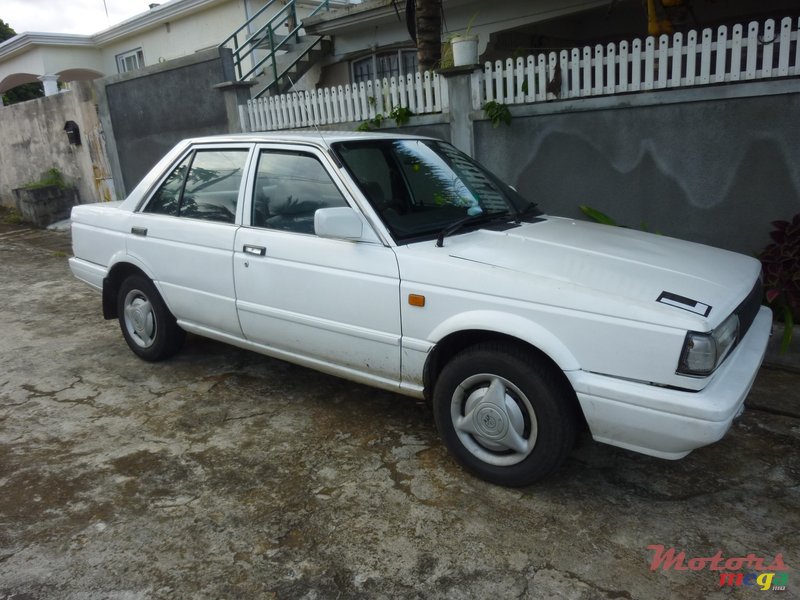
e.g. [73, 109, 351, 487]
[144, 149, 249, 224]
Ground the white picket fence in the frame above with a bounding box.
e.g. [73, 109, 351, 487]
[241, 71, 448, 132]
[474, 16, 800, 108]
[241, 16, 800, 132]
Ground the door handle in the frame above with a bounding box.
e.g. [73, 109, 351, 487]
[243, 244, 266, 256]
[131, 226, 148, 236]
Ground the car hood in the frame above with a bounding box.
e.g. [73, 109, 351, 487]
[416, 216, 760, 328]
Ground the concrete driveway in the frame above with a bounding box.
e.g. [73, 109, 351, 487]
[1, 224, 797, 599]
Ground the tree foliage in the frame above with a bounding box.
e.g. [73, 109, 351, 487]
[0, 18, 14, 41]
[0, 18, 45, 106]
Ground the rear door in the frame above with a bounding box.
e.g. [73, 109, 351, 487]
[127, 143, 252, 337]
[232, 143, 402, 384]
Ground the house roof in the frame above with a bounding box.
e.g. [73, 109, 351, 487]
[1, 0, 358, 61]
[0, 0, 246, 93]
[0, 33, 96, 62]
[304, 0, 404, 33]
[0, 0, 229, 60]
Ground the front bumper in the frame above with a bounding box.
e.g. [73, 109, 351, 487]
[567, 306, 772, 459]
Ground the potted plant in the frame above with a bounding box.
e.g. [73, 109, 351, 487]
[759, 213, 800, 353]
[450, 14, 479, 67]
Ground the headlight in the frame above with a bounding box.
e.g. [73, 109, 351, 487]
[678, 314, 740, 376]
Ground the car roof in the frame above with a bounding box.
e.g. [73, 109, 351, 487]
[183, 131, 438, 147]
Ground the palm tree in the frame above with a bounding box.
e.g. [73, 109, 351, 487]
[415, 0, 442, 72]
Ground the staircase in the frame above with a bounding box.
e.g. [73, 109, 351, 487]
[220, 0, 335, 98]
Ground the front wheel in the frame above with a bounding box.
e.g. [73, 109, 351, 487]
[117, 275, 185, 361]
[433, 342, 577, 487]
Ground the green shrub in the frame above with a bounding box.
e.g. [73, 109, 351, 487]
[24, 168, 67, 190]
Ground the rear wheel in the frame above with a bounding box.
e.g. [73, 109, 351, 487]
[117, 275, 185, 361]
[433, 342, 577, 486]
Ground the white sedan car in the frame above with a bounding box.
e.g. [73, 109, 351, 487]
[69, 132, 771, 486]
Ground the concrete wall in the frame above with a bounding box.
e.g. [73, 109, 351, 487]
[473, 80, 800, 255]
[0, 81, 108, 211]
[97, 48, 231, 195]
[284, 112, 452, 140]
[382, 121, 451, 141]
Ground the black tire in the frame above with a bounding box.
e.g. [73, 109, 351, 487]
[117, 274, 185, 361]
[433, 342, 577, 487]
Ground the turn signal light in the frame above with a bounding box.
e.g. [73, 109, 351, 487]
[408, 294, 425, 307]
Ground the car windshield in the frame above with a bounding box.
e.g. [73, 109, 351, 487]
[332, 139, 539, 242]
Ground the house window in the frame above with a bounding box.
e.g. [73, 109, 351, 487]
[351, 49, 418, 85]
[116, 48, 145, 73]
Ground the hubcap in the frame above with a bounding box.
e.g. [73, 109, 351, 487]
[451, 374, 537, 466]
[123, 289, 156, 348]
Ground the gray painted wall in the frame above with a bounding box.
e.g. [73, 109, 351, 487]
[99, 49, 231, 195]
[293, 114, 452, 141]
[473, 81, 800, 255]
[379, 122, 451, 142]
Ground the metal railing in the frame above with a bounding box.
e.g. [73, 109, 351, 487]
[219, 0, 331, 95]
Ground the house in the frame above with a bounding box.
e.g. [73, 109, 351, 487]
[0, 0, 350, 103]
[297, 0, 800, 90]
[304, 0, 606, 90]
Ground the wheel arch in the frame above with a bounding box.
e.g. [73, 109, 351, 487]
[422, 312, 582, 410]
[102, 259, 158, 320]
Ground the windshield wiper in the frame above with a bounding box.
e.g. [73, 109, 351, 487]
[435, 211, 510, 247]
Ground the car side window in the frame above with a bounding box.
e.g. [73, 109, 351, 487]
[180, 150, 248, 223]
[144, 149, 248, 224]
[145, 154, 191, 216]
[252, 150, 347, 234]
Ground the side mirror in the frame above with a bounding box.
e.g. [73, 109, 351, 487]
[314, 207, 364, 240]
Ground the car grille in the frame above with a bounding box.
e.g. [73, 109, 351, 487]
[735, 277, 763, 343]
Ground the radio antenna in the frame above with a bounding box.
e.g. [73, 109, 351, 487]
[286, 74, 340, 166]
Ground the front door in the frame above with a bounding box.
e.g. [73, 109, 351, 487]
[232, 145, 402, 385]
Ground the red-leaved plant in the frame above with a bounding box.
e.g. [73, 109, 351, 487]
[759, 213, 800, 353]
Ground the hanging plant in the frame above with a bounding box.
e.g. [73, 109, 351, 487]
[483, 101, 511, 128]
